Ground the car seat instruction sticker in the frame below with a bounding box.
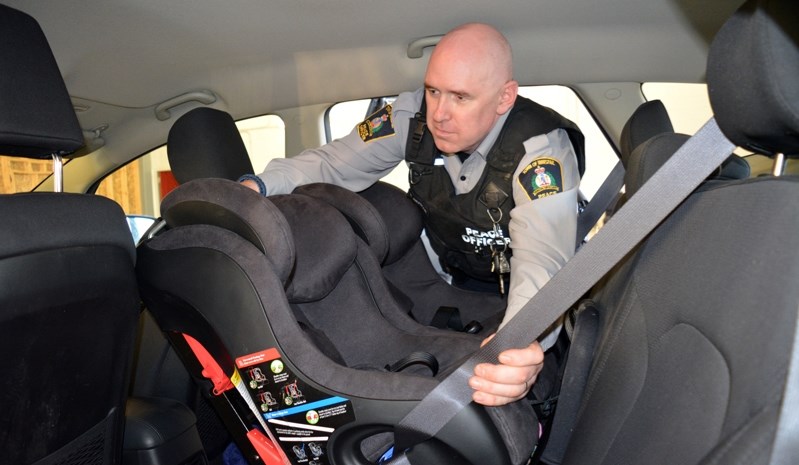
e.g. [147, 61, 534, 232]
[237, 348, 355, 465]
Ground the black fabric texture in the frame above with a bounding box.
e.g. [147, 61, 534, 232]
[269, 194, 358, 302]
[619, 100, 674, 166]
[625, 133, 691, 197]
[0, 193, 135, 260]
[140, 208, 441, 399]
[161, 178, 295, 284]
[356, 181, 505, 331]
[624, 133, 750, 200]
[167, 107, 255, 184]
[560, 176, 799, 465]
[357, 181, 424, 266]
[707, 0, 799, 155]
[0, 4, 83, 158]
[382, 239, 506, 331]
[296, 180, 506, 333]
[294, 182, 390, 263]
[0, 211, 139, 463]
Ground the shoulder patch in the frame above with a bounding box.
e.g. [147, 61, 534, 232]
[518, 156, 563, 200]
[357, 104, 395, 142]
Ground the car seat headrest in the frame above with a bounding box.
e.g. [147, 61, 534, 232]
[293, 183, 389, 263]
[0, 4, 83, 158]
[619, 100, 674, 167]
[357, 182, 424, 266]
[268, 194, 358, 303]
[160, 178, 295, 285]
[707, 0, 799, 156]
[625, 133, 691, 198]
[626, 133, 751, 198]
[167, 107, 255, 184]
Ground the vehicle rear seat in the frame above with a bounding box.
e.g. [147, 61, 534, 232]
[612, 99, 749, 213]
[542, 1, 799, 463]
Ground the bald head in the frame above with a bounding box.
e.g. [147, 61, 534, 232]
[423, 23, 518, 154]
[432, 23, 514, 85]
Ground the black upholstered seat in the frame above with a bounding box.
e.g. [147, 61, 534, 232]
[0, 4, 141, 463]
[547, 1, 799, 464]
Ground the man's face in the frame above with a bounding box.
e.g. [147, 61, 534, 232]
[423, 54, 509, 154]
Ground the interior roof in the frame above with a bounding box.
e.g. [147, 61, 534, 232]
[7, 0, 742, 119]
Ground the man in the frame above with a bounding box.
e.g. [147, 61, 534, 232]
[241, 23, 583, 407]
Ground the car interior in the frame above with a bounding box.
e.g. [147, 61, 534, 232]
[0, 0, 797, 464]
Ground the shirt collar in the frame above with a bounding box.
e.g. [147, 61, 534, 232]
[468, 110, 510, 160]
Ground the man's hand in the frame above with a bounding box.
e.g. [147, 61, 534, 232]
[469, 335, 544, 406]
[240, 178, 261, 192]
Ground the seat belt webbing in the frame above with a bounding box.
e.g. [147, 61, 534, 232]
[390, 118, 736, 458]
[539, 304, 600, 465]
[575, 160, 624, 247]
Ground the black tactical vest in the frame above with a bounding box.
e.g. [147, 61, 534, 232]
[405, 96, 585, 283]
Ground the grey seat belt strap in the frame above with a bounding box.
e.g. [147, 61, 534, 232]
[575, 160, 624, 247]
[769, 302, 799, 465]
[390, 118, 735, 458]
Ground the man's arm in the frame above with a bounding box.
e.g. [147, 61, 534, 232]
[503, 128, 580, 348]
[469, 128, 579, 407]
[244, 90, 420, 196]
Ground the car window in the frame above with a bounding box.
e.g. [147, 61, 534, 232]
[642, 82, 713, 135]
[642, 82, 798, 177]
[0, 155, 52, 193]
[95, 113, 285, 219]
[325, 86, 617, 201]
[518, 86, 616, 201]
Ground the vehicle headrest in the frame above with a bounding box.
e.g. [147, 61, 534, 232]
[625, 133, 691, 198]
[167, 107, 255, 184]
[0, 4, 83, 158]
[269, 194, 358, 303]
[625, 133, 751, 198]
[357, 181, 425, 266]
[619, 100, 674, 167]
[293, 183, 389, 263]
[160, 178, 295, 285]
[707, 0, 799, 156]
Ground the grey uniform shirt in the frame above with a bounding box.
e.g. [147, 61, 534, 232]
[257, 88, 580, 349]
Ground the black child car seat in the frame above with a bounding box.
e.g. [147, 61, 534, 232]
[136, 177, 539, 465]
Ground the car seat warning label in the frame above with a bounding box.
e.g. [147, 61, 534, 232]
[237, 348, 355, 465]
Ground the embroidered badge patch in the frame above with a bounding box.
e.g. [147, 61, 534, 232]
[357, 104, 395, 142]
[518, 157, 563, 200]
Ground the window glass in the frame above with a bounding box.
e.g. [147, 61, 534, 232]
[324, 86, 616, 200]
[326, 97, 408, 189]
[641, 82, 712, 135]
[327, 100, 371, 141]
[642, 82, 798, 177]
[96, 113, 285, 218]
[517, 86, 616, 201]
[0, 155, 52, 193]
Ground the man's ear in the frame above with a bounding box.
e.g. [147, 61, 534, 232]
[497, 80, 519, 114]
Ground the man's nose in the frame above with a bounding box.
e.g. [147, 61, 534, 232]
[431, 98, 450, 122]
